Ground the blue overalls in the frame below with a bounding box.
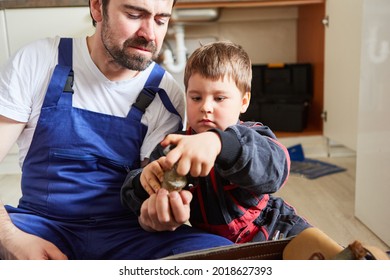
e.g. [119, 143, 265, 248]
[5, 38, 232, 259]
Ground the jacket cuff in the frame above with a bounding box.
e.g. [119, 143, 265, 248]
[133, 173, 149, 200]
[208, 128, 241, 169]
[121, 172, 149, 216]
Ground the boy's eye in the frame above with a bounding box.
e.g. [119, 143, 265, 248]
[215, 96, 226, 102]
[191, 96, 202, 102]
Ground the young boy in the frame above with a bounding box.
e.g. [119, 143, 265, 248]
[121, 41, 311, 243]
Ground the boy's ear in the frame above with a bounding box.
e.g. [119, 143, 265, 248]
[240, 91, 251, 113]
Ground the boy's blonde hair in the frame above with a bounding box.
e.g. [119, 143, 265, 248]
[184, 41, 252, 95]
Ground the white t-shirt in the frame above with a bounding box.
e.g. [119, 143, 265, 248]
[0, 36, 185, 167]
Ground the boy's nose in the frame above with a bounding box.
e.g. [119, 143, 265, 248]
[201, 101, 213, 113]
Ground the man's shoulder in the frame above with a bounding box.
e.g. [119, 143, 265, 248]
[9, 37, 60, 66]
[4, 36, 61, 75]
[21, 36, 60, 52]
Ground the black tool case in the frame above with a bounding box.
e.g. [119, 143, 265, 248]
[242, 63, 313, 132]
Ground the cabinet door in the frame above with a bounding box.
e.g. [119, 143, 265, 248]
[5, 7, 94, 56]
[355, 0, 390, 247]
[323, 0, 363, 151]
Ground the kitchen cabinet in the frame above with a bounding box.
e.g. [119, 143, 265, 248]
[172, 0, 326, 137]
[171, 2, 325, 136]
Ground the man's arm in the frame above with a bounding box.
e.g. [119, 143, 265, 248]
[0, 205, 68, 260]
[0, 115, 67, 259]
[0, 115, 25, 162]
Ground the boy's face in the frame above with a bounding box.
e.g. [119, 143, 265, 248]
[186, 73, 250, 133]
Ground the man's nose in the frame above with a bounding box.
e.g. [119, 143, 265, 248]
[137, 19, 156, 41]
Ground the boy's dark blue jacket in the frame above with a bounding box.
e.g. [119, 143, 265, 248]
[121, 122, 310, 243]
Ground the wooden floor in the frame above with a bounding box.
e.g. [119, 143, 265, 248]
[277, 156, 390, 252]
[0, 155, 389, 253]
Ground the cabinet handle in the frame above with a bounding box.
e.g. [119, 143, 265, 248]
[321, 111, 327, 122]
[322, 16, 329, 27]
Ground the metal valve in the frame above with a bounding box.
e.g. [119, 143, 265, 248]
[161, 145, 187, 192]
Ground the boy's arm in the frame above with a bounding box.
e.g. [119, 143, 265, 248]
[160, 132, 222, 177]
[121, 156, 167, 215]
[212, 122, 290, 194]
[121, 169, 149, 216]
[121, 142, 168, 215]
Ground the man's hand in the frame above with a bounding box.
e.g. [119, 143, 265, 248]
[138, 188, 192, 232]
[0, 224, 68, 260]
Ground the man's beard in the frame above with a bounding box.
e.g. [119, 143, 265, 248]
[101, 24, 158, 71]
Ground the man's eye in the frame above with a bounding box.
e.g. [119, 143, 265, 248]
[156, 17, 169, 26]
[127, 13, 141, 19]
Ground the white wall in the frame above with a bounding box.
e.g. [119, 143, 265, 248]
[5, 7, 94, 56]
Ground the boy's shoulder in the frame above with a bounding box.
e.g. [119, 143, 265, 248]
[237, 121, 277, 139]
[239, 121, 264, 128]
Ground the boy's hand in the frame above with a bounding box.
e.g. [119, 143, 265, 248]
[138, 188, 192, 232]
[140, 157, 167, 195]
[161, 132, 221, 177]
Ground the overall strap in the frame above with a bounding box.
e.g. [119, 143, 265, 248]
[132, 63, 166, 113]
[43, 38, 74, 108]
[132, 63, 183, 130]
[58, 38, 74, 94]
[58, 37, 73, 68]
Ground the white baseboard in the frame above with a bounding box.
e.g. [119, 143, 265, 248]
[279, 135, 356, 158]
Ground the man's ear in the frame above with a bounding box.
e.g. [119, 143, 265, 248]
[240, 91, 251, 113]
[90, 0, 103, 24]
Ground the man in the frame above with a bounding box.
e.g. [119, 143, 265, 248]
[0, 0, 232, 260]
